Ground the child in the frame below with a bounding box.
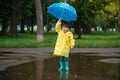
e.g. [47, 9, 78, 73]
[54, 19, 75, 71]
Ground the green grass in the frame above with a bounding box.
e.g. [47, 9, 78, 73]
[0, 32, 120, 48]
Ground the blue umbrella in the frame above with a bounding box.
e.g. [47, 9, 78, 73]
[48, 2, 77, 21]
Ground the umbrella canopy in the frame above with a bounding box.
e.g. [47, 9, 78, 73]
[48, 2, 77, 21]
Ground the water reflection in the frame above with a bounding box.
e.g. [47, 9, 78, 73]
[35, 57, 43, 80]
[59, 71, 69, 80]
[0, 53, 120, 80]
[118, 64, 120, 80]
[69, 53, 120, 80]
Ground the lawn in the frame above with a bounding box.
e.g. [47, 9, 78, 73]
[0, 32, 120, 48]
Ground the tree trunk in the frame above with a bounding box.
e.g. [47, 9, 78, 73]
[11, 0, 17, 38]
[31, 18, 34, 33]
[31, 6, 34, 33]
[35, 0, 44, 41]
[74, 22, 81, 39]
[117, 0, 120, 32]
[94, 26, 97, 31]
[29, 5, 35, 33]
[20, 17, 25, 33]
[83, 24, 91, 34]
[118, 12, 120, 32]
[0, 17, 9, 35]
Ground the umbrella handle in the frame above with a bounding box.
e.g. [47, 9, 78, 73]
[56, 19, 61, 23]
[64, 0, 66, 3]
[58, 19, 61, 21]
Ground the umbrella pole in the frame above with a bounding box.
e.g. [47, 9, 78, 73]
[64, 0, 66, 3]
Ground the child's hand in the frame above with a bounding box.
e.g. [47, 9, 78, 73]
[56, 19, 61, 27]
[57, 19, 61, 23]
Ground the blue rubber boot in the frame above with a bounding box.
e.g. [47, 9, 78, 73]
[58, 61, 64, 71]
[65, 61, 69, 71]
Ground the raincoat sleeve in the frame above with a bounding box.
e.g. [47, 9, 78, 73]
[55, 20, 61, 33]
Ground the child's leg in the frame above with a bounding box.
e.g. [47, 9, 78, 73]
[60, 56, 65, 62]
[59, 56, 69, 71]
[64, 57, 69, 62]
[64, 57, 69, 71]
[58, 56, 65, 71]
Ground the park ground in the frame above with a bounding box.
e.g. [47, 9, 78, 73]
[0, 48, 120, 54]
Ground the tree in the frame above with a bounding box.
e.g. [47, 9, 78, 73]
[11, 0, 17, 37]
[0, 16, 9, 35]
[94, 12, 110, 32]
[118, 12, 120, 32]
[117, 0, 120, 32]
[35, 0, 44, 41]
[17, 0, 35, 33]
[70, 0, 83, 39]
[0, 0, 11, 36]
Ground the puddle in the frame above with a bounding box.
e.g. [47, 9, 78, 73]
[0, 53, 120, 80]
[99, 58, 120, 63]
[42, 53, 120, 80]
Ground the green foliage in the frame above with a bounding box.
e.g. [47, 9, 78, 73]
[0, 32, 120, 48]
[0, 0, 120, 38]
[94, 13, 109, 27]
[94, 0, 118, 29]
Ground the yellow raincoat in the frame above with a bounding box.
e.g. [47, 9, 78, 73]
[54, 21, 75, 57]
